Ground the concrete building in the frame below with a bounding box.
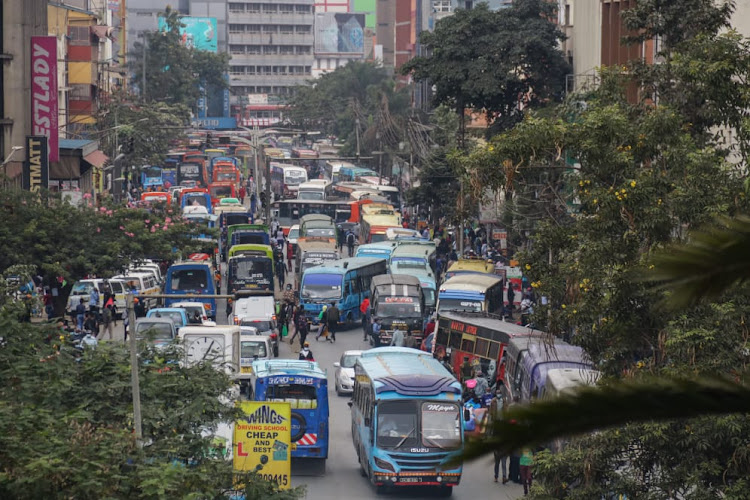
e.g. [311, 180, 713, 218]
[226, 0, 315, 98]
[125, 0, 189, 57]
[1, 0, 49, 183]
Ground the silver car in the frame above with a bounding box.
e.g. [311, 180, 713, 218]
[334, 350, 363, 396]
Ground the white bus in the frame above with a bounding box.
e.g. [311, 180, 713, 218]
[322, 160, 354, 184]
[297, 179, 331, 201]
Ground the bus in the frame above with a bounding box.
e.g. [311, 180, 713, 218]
[177, 160, 205, 187]
[271, 200, 354, 232]
[361, 213, 402, 244]
[390, 244, 436, 276]
[434, 311, 542, 388]
[299, 257, 387, 326]
[244, 359, 330, 462]
[141, 166, 163, 189]
[292, 147, 319, 159]
[294, 238, 340, 288]
[444, 258, 496, 281]
[212, 161, 241, 186]
[322, 160, 354, 184]
[437, 274, 504, 315]
[208, 182, 236, 206]
[224, 223, 270, 261]
[360, 202, 397, 218]
[390, 261, 437, 314]
[351, 347, 463, 496]
[164, 260, 218, 320]
[227, 244, 275, 295]
[355, 242, 398, 262]
[297, 180, 330, 201]
[369, 274, 425, 344]
[181, 189, 212, 213]
[299, 214, 336, 239]
[339, 166, 379, 183]
[282, 165, 308, 198]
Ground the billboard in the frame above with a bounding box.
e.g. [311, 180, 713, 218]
[234, 402, 291, 489]
[23, 136, 49, 193]
[31, 36, 59, 162]
[314, 13, 365, 55]
[158, 16, 217, 53]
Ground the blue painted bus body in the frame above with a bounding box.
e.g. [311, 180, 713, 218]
[164, 262, 217, 319]
[181, 192, 213, 214]
[299, 257, 387, 324]
[355, 242, 397, 261]
[351, 348, 464, 493]
[250, 359, 330, 460]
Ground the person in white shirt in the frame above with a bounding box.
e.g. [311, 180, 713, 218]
[390, 327, 405, 347]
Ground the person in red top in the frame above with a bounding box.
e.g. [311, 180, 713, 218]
[238, 185, 246, 204]
[424, 314, 436, 337]
[360, 297, 370, 341]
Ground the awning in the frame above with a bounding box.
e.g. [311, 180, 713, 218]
[84, 150, 109, 168]
[90, 25, 116, 41]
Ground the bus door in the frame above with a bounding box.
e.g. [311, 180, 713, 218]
[259, 374, 329, 460]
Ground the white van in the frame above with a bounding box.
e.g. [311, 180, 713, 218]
[129, 260, 163, 284]
[238, 335, 273, 375]
[233, 295, 278, 357]
[66, 278, 128, 315]
[113, 271, 160, 307]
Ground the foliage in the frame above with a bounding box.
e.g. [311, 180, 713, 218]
[129, 6, 230, 110]
[99, 91, 191, 166]
[0, 315, 303, 499]
[401, 0, 570, 144]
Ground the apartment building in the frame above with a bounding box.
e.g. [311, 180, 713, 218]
[227, 0, 316, 98]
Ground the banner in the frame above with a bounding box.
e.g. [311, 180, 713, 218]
[234, 401, 291, 489]
[314, 13, 365, 55]
[23, 136, 49, 192]
[31, 36, 58, 162]
[158, 16, 217, 53]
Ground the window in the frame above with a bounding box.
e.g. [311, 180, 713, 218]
[280, 45, 294, 55]
[230, 45, 245, 54]
[377, 401, 418, 448]
[68, 26, 90, 46]
[262, 3, 278, 13]
[304, 66, 311, 75]
[247, 45, 261, 54]
[70, 84, 91, 100]
[432, 0, 451, 12]
[279, 4, 294, 14]
[263, 45, 278, 54]
[247, 66, 257, 75]
[279, 24, 294, 34]
[247, 3, 261, 13]
[297, 45, 311, 54]
[247, 24, 262, 33]
[296, 25, 311, 34]
[229, 24, 244, 33]
[170, 269, 209, 291]
[421, 402, 461, 449]
[229, 3, 245, 13]
[295, 4, 310, 13]
[262, 25, 277, 33]
[230, 66, 245, 75]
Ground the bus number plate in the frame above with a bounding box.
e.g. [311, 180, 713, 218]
[400, 477, 422, 483]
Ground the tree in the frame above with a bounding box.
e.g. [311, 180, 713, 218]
[0, 315, 305, 498]
[401, 0, 570, 146]
[130, 6, 230, 110]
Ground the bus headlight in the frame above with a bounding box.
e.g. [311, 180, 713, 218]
[374, 457, 395, 472]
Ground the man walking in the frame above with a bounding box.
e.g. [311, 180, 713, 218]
[89, 286, 100, 320]
[403, 330, 418, 349]
[390, 327, 404, 347]
[296, 309, 309, 348]
[100, 303, 114, 340]
[345, 229, 356, 257]
[360, 297, 370, 341]
[326, 302, 340, 342]
[371, 317, 382, 347]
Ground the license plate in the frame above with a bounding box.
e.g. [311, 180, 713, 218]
[240, 366, 253, 374]
[400, 477, 422, 483]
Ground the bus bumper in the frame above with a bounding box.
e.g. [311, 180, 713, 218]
[373, 472, 461, 487]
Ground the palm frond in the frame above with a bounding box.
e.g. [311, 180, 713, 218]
[462, 377, 750, 461]
[645, 215, 750, 309]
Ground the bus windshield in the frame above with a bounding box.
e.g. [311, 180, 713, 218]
[170, 269, 210, 291]
[216, 171, 236, 182]
[421, 402, 461, 449]
[298, 191, 324, 201]
[232, 258, 273, 283]
[211, 186, 232, 198]
[224, 213, 250, 227]
[438, 298, 483, 313]
[185, 195, 208, 207]
[374, 297, 422, 318]
[377, 401, 418, 449]
[305, 227, 335, 238]
[233, 232, 267, 246]
[302, 273, 342, 299]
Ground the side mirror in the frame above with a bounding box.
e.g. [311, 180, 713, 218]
[347, 400, 353, 408]
[333, 362, 340, 368]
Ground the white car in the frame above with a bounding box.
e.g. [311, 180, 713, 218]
[170, 301, 209, 325]
[334, 350, 363, 396]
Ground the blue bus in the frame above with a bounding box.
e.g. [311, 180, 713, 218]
[181, 191, 213, 214]
[355, 242, 397, 263]
[141, 166, 163, 189]
[390, 262, 437, 314]
[246, 359, 330, 462]
[164, 262, 217, 320]
[351, 347, 464, 496]
[299, 257, 388, 325]
[162, 158, 178, 187]
[437, 274, 504, 315]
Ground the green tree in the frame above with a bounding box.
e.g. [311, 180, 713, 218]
[401, 0, 570, 146]
[0, 316, 304, 499]
[130, 6, 230, 110]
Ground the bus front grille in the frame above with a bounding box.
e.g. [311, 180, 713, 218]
[387, 452, 450, 470]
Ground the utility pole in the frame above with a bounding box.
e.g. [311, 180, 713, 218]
[355, 118, 360, 162]
[264, 153, 271, 223]
[127, 293, 143, 443]
[141, 36, 147, 99]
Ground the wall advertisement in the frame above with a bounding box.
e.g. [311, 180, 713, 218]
[158, 16, 217, 53]
[234, 401, 291, 489]
[314, 13, 365, 55]
[30, 36, 59, 162]
[23, 136, 49, 192]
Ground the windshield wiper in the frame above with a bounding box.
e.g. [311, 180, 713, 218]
[394, 427, 415, 449]
[421, 435, 446, 450]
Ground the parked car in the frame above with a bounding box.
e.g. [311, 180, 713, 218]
[333, 350, 363, 396]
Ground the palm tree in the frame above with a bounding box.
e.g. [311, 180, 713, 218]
[466, 215, 750, 459]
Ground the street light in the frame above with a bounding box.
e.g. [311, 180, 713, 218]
[2, 146, 23, 186]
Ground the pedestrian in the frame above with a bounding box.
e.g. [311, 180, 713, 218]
[506, 284, 516, 319]
[278, 301, 288, 332]
[288, 305, 299, 344]
[250, 191, 257, 216]
[43, 288, 54, 319]
[390, 327, 404, 347]
[490, 391, 508, 484]
[83, 312, 98, 335]
[460, 356, 474, 382]
[134, 297, 147, 318]
[226, 298, 233, 320]
[403, 330, 418, 349]
[337, 225, 345, 252]
[89, 286, 100, 319]
[371, 317, 382, 347]
[520, 294, 534, 326]
[326, 301, 339, 342]
[519, 448, 534, 495]
[345, 229, 356, 257]
[315, 305, 328, 341]
[276, 227, 285, 248]
[239, 185, 246, 204]
[276, 256, 288, 287]
[296, 309, 309, 347]
[283, 283, 296, 306]
[75, 298, 86, 331]
[100, 303, 114, 340]
[299, 341, 314, 361]
[359, 297, 370, 341]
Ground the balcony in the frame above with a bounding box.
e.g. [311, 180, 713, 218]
[229, 53, 313, 66]
[228, 12, 313, 25]
[228, 73, 312, 87]
[228, 32, 314, 46]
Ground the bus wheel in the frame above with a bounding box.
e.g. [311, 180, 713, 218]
[437, 486, 453, 497]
